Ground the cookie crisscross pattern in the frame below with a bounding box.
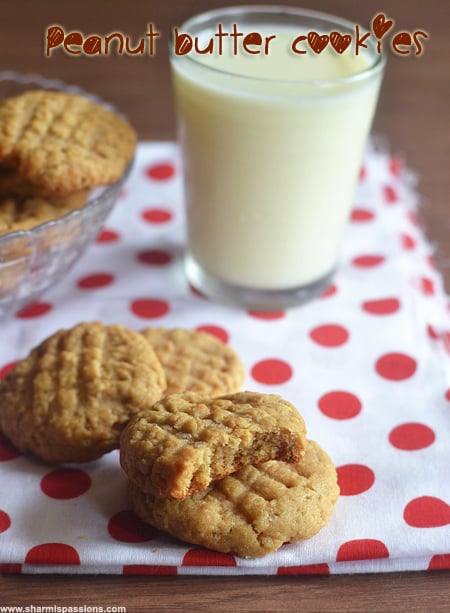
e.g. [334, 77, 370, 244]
[0, 322, 166, 463]
[0, 90, 136, 194]
[128, 440, 339, 558]
[120, 391, 307, 499]
[140, 328, 245, 396]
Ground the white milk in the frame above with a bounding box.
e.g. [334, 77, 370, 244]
[172, 27, 383, 290]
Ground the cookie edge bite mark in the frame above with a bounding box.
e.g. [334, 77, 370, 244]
[120, 390, 307, 500]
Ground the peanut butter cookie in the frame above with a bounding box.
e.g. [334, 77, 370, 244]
[0, 191, 88, 234]
[0, 164, 48, 198]
[140, 327, 245, 396]
[120, 391, 307, 499]
[0, 90, 136, 195]
[0, 322, 166, 463]
[128, 439, 340, 558]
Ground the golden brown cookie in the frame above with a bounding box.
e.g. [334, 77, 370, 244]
[140, 327, 245, 396]
[0, 191, 88, 234]
[0, 90, 136, 195]
[0, 322, 166, 463]
[120, 391, 307, 499]
[128, 439, 340, 558]
[0, 164, 88, 198]
[0, 164, 46, 198]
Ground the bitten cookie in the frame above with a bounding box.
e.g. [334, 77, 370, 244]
[120, 391, 307, 499]
[128, 439, 340, 558]
[140, 327, 245, 396]
[0, 90, 136, 195]
[0, 322, 166, 463]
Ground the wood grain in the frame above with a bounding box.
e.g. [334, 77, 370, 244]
[1, 572, 450, 611]
[0, 0, 449, 609]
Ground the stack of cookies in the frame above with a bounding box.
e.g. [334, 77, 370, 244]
[121, 392, 339, 558]
[0, 321, 339, 558]
[0, 89, 136, 235]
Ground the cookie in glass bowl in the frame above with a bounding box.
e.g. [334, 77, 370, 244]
[0, 72, 137, 317]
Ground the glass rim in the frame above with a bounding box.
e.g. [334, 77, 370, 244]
[170, 4, 386, 87]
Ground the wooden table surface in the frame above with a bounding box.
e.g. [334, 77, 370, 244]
[1, 1, 449, 610]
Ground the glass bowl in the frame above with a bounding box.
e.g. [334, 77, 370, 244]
[0, 71, 133, 318]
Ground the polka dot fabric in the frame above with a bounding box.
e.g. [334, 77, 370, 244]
[0, 142, 449, 576]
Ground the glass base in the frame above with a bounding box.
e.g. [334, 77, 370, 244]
[185, 255, 335, 311]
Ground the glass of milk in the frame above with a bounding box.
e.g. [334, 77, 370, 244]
[170, 6, 385, 310]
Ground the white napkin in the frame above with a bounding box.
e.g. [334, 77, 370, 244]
[0, 142, 449, 575]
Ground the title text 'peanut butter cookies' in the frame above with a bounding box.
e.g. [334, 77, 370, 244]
[140, 327, 245, 396]
[120, 391, 307, 499]
[0, 90, 136, 195]
[128, 440, 339, 558]
[0, 322, 166, 463]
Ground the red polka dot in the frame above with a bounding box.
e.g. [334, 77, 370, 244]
[77, 273, 114, 290]
[0, 510, 11, 533]
[141, 208, 173, 224]
[195, 325, 229, 344]
[384, 185, 399, 204]
[96, 229, 120, 243]
[318, 391, 362, 420]
[389, 156, 403, 177]
[40, 468, 91, 499]
[15, 302, 53, 319]
[352, 255, 385, 268]
[442, 332, 450, 355]
[0, 564, 22, 574]
[310, 324, 349, 348]
[389, 423, 435, 451]
[189, 284, 207, 299]
[407, 210, 419, 226]
[404, 497, 450, 528]
[136, 249, 172, 266]
[337, 464, 375, 496]
[320, 284, 338, 299]
[359, 165, 366, 181]
[130, 298, 170, 319]
[416, 276, 435, 296]
[251, 359, 293, 385]
[0, 433, 21, 461]
[401, 234, 416, 250]
[25, 543, 80, 565]
[336, 539, 389, 562]
[182, 548, 236, 567]
[0, 361, 16, 380]
[146, 162, 175, 181]
[375, 352, 417, 381]
[108, 510, 156, 542]
[362, 298, 400, 315]
[277, 563, 329, 575]
[446, 389, 450, 402]
[351, 208, 375, 222]
[426, 254, 436, 269]
[123, 565, 177, 575]
[247, 310, 285, 320]
[427, 324, 440, 340]
[428, 554, 450, 570]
